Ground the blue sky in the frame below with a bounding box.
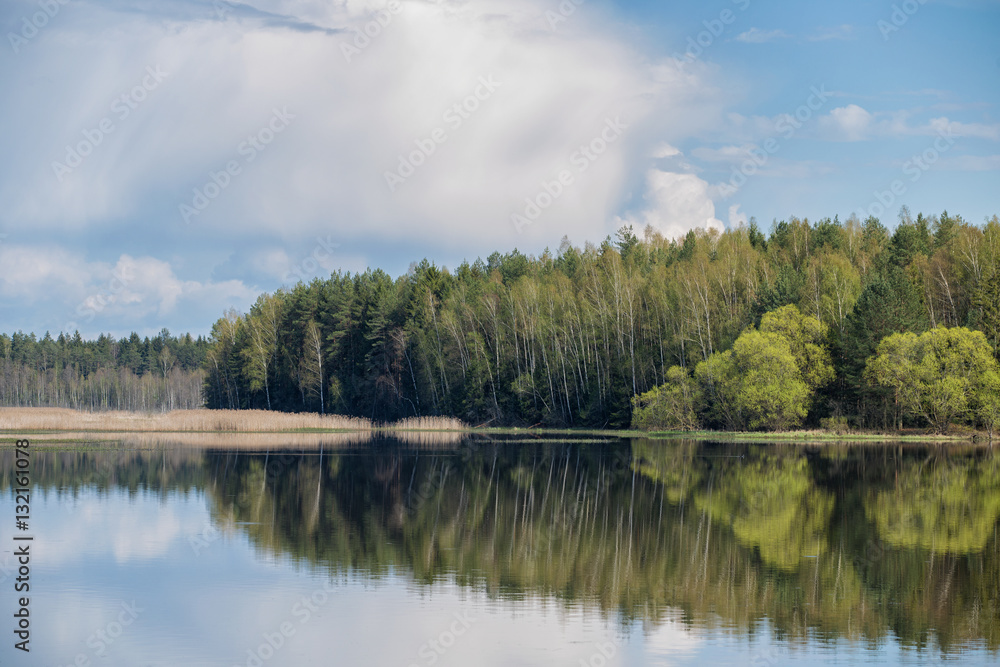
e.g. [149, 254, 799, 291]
[0, 0, 997, 338]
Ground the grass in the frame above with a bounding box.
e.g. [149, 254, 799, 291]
[0, 407, 466, 434]
[631, 428, 976, 444]
[472, 425, 981, 445]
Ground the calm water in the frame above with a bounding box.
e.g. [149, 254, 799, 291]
[1, 435, 999, 666]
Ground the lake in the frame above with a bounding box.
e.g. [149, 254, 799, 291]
[1, 434, 998, 666]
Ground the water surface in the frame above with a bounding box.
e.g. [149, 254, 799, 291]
[1, 435, 998, 665]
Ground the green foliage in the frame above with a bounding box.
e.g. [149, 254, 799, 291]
[687, 305, 832, 431]
[862, 215, 889, 255]
[753, 264, 804, 322]
[760, 304, 835, 390]
[241, 292, 281, 409]
[972, 265, 1000, 353]
[979, 373, 1000, 440]
[615, 224, 639, 262]
[831, 266, 929, 423]
[747, 218, 767, 250]
[729, 331, 811, 430]
[933, 210, 958, 249]
[693, 349, 741, 429]
[631, 366, 701, 430]
[865, 326, 1000, 431]
[888, 219, 930, 268]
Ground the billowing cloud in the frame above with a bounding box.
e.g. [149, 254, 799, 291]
[0, 245, 257, 336]
[0, 0, 722, 255]
[728, 203, 748, 227]
[3, 0, 994, 339]
[0, 245, 93, 298]
[0, 0, 739, 334]
[619, 170, 724, 240]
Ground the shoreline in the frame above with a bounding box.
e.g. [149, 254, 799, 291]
[0, 429, 985, 448]
[0, 406, 988, 446]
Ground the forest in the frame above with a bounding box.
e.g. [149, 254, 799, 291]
[3, 208, 1000, 431]
[0, 329, 208, 411]
[201, 208, 1000, 430]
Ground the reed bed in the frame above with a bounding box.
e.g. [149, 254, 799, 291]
[25, 430, 373, 449]
[0, 408, 467, 434]
[385, 416, 468, 431]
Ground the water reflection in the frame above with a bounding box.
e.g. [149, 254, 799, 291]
[2, 437, 999, 664]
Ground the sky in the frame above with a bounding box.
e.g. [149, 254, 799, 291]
[0, 0, 998, 339]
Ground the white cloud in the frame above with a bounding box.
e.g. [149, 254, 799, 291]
[806, 108, 1000, 143]
[240, 248, 294, 281]
[652, 142, 682, 158]
[95, 255, 257, 325]
[0, 245, 257, 335]
[0, 0, 745, 334]
[733, 24, 856, 44]
[735, 28, 789, 43]
[821, 104, 873, 141]
[0, 245, 93, 298]
[706, 98, 1000, 152]
[619, 169, 724, 240]
[691, 144, 758, 163]
[926, 117, 1000, 141]
[0, 0, 722, 255]
[728, 204, 748, 227]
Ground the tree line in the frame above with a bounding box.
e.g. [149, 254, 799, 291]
[633, 303, 1000, 434]
[0, 329, 208, 411]
[5, 208, 997, 428]
[203, 207, 1000, 430]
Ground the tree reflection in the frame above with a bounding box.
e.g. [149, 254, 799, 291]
[692, 453, 834, 571]
[4, 438, 1000, 652]
[865, 456, 1000, 553]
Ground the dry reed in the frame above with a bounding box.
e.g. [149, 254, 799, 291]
[383, 416, 468, 431]
[112, 431, 376, 449]
[0, 407, 467, 434]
